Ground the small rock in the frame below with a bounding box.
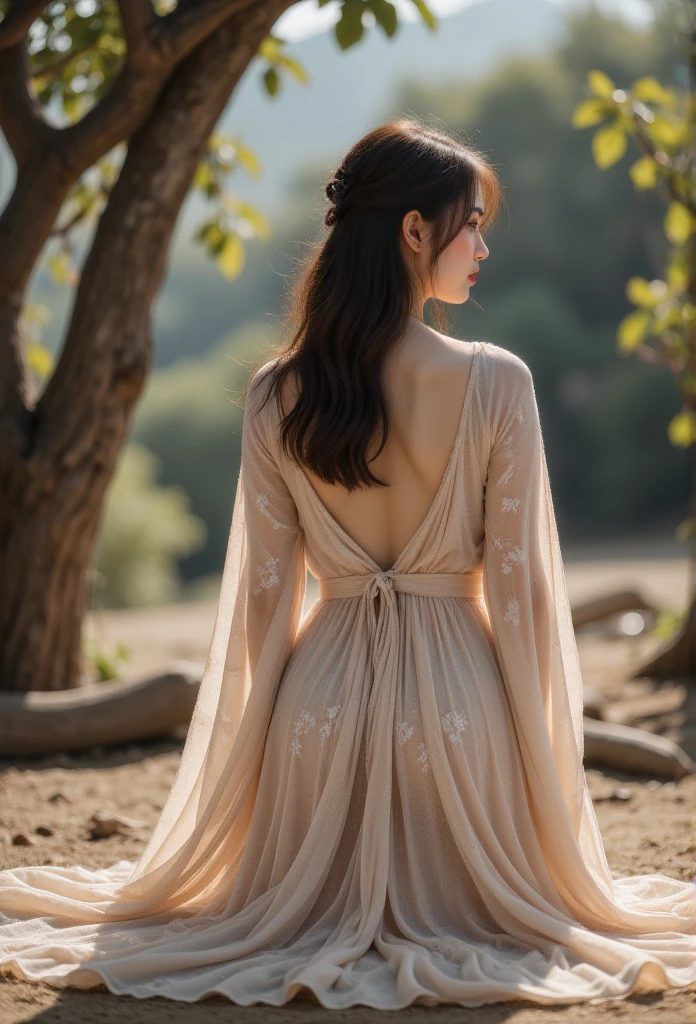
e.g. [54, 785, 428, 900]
[48, 791, 70, 803]
[612, 787, 632, 801]
[35, 824, 54, 836]
[88, 810, 147, 840]
[11, 832, 34, 846]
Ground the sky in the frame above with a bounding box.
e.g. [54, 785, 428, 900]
[273, 0, 656, 42]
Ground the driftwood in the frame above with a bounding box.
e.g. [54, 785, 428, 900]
[0, 657, 693, 780]
[602, 685, 687, 727]
[582, 684, 604, 720]
[582, 716, 694, 779]
[571, 589, 655, 630]
[0, 663, 202, 757]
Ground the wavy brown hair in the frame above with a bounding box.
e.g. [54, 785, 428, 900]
[248, 116, 504, 491]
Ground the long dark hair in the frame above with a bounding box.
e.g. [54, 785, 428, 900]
[248, 116, 504, 491]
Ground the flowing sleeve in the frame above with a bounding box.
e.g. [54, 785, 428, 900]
[113, 362, 307, 913]
[481, 350, 614, 907]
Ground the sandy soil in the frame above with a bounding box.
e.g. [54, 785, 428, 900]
[1, 554, 695, 1023]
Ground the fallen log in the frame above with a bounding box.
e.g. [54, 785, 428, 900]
[582, 716, 694, 779]
[0, 663, 203, 757]
[571, 589, 655, 630]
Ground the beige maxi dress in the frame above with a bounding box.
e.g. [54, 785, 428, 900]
[1, 340, 695, 1009]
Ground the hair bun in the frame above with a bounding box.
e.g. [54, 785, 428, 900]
[325, 165, 355, 226]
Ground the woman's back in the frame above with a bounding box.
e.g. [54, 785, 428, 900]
[279, 316, 478, 573]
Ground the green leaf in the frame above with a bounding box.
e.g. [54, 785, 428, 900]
[587, 69, 615, 101]
[27, 343, 54, 379]
[216, 233, 246, 280]
[647, 114, 688, 148]
[617, 309, 651, 352]
[591, 121, 627, 169]
[47, 248, 77, 285]
[668, 410, 696, 448]
[632, 76, 676, 107]
[667, 256, 688, 294]
[276, 52, 310, 85]
[571, 98, 608, 128]
[367, 0, 398, 36]
[335, 0, 365, 50]
[629, 154, 659, 190]
[230, 140, 262, 178]
[626, 276, 667, 309]
[258, 35, 283, 61]
[409, 0, 437, 30]
[222, 196, 272, 240]
[664, 201, 693, 245]
[263, 66, 279, 96]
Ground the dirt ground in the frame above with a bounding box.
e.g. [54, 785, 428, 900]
[1, 553, 695, 1023]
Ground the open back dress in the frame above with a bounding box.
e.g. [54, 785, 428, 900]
[1, 340, 695, 1010]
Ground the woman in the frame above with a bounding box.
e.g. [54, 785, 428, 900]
[1, 117, 695, 1010]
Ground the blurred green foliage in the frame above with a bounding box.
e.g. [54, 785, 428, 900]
[91, 443, 207, 608]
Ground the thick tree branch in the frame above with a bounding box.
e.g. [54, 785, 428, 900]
[0, 0, 292, 459]
[36, 0, 295, 457]
[0, 37, 52, 165]
[55, 0, 260, 177]
[117, 0, 158, 56]
[158, 0, 264, 64]
[0, 0, 48, 51]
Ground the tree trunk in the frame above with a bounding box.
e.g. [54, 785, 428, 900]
[0, 1, 291, 691]
[631, 591, 696, 683]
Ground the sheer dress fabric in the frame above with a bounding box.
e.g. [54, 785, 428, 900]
[0, 341, 695, 1010]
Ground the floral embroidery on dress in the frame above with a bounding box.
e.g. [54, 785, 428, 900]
[291, 710, 316, 758]
[319, 705, 342, 743]
[501, 496, 520, 514]
[504, 598, 521, 627]
[291, 705, 343, 757]
[253, 555, 280, 596]
[441, 710, 468, 745]
[417, 742, 431, 773]
[255, 492, 291, 531]
[499, 460, 515, 486]
[501, 544, 525, 574]
[395, 719, 430, 772]
[396, 720, 414, 745]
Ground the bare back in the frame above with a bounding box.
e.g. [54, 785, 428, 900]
[280, 319, 477, 573]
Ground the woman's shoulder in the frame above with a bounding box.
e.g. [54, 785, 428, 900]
[478, 340, 532, 383]
[479, 344, 532, 407]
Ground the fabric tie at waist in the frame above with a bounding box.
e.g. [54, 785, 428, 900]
[318, 570, 484, 741]
[319, 570, 484, 602]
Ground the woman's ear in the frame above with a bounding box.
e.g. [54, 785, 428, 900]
[401, 210, 424, 253]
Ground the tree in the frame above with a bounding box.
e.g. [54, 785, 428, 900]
[571, 0, 695, 680]
[0, 0, 436, 692]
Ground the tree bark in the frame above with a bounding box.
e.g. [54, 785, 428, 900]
[0, 0, 292, 691]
